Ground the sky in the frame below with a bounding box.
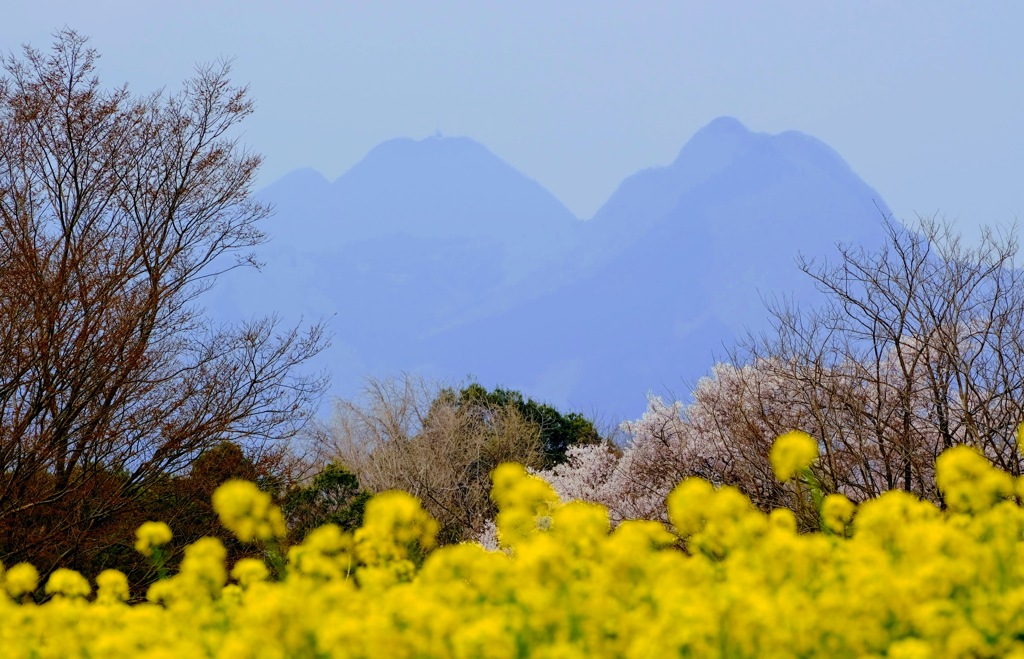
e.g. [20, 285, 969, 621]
[4, 2, 1023, 238]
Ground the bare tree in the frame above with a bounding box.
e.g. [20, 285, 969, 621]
[540, 217, 1024, 526]
[735, 216, 1024, 501]
[323, 375, 543, 543]
[0, 31, 326, 573]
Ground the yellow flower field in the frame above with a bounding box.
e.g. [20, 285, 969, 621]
[4, 436, 1024, 658]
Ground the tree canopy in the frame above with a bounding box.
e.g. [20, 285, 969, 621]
[324, 376, 602, 543]
[0, 30, 326, 575]
[444, 383, 601, 467]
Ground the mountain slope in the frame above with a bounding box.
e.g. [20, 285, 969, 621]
[405, 119, 890, 418]
[208, 120, 891, 422]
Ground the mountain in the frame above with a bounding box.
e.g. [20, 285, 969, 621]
[208, 119, 891, 422]
[584, 116, 751, 259]
[589, 116, 888, 329]
[261, 135, 578, 280]
[410, 118, 890, 418]
[210, 133, 578, 340]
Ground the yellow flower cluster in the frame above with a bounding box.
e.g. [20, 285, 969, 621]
[3, 562, 38, 598]
[935, 445, 1014, 513]
[211, 479, 287, 543]
[821, 492, 856, 534]
[95, 570, 130, 603]
[5, 436, 1024, 656]
[769, 429, 819, 482]
[133, 520, 172, 557]
[44, 568, 92, 599]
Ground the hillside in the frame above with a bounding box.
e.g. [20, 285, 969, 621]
[209, 118, 890, 421]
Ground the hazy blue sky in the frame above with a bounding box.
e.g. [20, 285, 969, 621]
[5, 2, 1023, 235]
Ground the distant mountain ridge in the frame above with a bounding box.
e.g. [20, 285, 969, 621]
[209, 117, 890, 421]
[260, 135, 578, 281]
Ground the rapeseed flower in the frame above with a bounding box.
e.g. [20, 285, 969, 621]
[134, 520, 173, 557]
[134, 519, 172, 556]
[95, 569, 130, 603]
[45, 568, 91, 598]
[355, 490, 438, 567]
[821, 493, 856, 534]
[935, 445, 1013, 513]
[231, 558, 269, 587]
[770, 430, 819, 482]
[8, 448, 1024, 656]
[769, 507, 797, 533]
[491, 462, 559, 547]
[179, 536, 227, 591]
[666, 476, 715, 537]
[4, 562, 38, 598]
[212, 479, 287, 543]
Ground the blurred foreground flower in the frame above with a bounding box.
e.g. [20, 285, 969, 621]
[134, 521, 173, 557]
[45, 568, 91, 599]
[5, 562, 38, 598]
[770, 430, 819, 482]
[213, 479, 287, 543]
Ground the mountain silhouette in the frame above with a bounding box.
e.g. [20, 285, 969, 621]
[410, 119, 889, 418]
[209, 119, 890, 422]
[263, 135, 578, 281]
[210, 134, 578, 345]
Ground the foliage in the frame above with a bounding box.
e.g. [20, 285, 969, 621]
[0, 31, 326, 578]
[49, 441, 288, 596]
[282, 463, 371, 541]
[324, 375, 599, 543]
[4, 434, 1024, 656]
[447, 383, 601, 467]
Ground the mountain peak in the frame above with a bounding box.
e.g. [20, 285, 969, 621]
[588, 116, 758, 226]
[253, 131, 580, 280]
[670, 116, 757, 169]
[697, 115, 750, 137]
[352, 134, 489, 167]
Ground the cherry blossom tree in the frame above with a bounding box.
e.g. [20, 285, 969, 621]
[536, 218, 1024, 523]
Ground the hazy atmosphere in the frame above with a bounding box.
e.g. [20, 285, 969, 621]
[5, 2, 1023, 232]
[6, 3, 1024, 653]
